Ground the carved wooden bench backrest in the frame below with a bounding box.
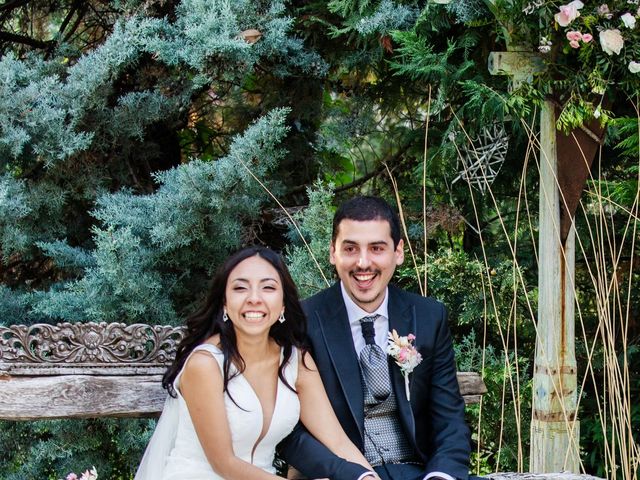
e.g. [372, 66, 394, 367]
[0, 322, 486, 420]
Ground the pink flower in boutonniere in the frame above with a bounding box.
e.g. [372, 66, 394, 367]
[386, 329, 422, 401]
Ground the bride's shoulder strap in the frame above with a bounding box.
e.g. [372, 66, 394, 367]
[190, 343, 224, 368]
[174, 343, 224, 392]
[284, 345, 300, 385]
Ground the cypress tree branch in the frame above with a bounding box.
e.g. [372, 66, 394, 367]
[58, 1, 82, 40]
[334, 141, 412, 193]
[0, 0, 31, 12]
[0, 30, 54, 49]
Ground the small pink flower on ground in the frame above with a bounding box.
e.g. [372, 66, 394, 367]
[66, 474, 78, 480]
[582, 33, 593, 42]
[566, 30, 583, 41]
[621, 12, 636, 29]
[599, 29, 624, 55]
[555, 0, 584, 26]
[629, 61, 640, 73]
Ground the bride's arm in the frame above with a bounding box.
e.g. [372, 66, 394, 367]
[296, 354, 378, 479]
[180, 351, 284, 480]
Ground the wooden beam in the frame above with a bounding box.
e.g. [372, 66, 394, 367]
[530, 101, 579, 473]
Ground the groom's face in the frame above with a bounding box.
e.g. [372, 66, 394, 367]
[330, 218, 404, 313]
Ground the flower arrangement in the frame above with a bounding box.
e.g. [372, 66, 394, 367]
[493, 0, 640, 129]
[532, 0, 640, 126]
[60, 467, 98, 480]
[386, 329, 423, 401]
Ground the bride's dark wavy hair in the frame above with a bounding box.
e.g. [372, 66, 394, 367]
[163, 246, 308, 399]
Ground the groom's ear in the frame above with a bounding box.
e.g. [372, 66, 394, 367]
[394, 238, 405, 266]
[329, 242, 337, 265]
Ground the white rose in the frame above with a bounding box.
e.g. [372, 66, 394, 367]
[599, 29, 624, 55]
[629, 61, 640, 73]
[621, 12, 636, 29]
[555, 0, 585, 26]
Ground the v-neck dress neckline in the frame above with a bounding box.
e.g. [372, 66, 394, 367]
[161, 344, 300, 480]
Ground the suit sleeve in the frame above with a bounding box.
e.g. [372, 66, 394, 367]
[421, 302, 471, 480]
[278, 423, 370, 480]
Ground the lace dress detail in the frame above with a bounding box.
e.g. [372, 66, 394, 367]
[161, 344, 300, 480]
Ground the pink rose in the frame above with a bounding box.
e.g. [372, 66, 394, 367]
[597, 4, 610, 15]
[582, 33, 593, 42]
[66, 474, 78, 480]
[569, 39, 580, 48]
[398, 348, 408, 362]
[599, 29, 624, 55]
[555, 0, 584, 26]
[407, 333, 415, 340]
[566, 30, 583, 41]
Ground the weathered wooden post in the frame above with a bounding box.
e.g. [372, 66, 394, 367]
[530, 100, 580, 473]
[488, 49, 580, 472]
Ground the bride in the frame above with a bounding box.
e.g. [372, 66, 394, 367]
[135, 246, 377, 480]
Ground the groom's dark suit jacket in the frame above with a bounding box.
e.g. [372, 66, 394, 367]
[281, 283, 470, 480]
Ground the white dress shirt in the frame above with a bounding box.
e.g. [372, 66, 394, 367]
[339, 282, 456, 480]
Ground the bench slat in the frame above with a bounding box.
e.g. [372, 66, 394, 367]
[0, 375, 166, 420]
[0, 371, 486, 420]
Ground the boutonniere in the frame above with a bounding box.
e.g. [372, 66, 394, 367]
[386, 329, 422, 401]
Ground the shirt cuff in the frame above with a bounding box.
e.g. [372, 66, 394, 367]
[424, 472, 456, 480]
[357, 471, 377, 480]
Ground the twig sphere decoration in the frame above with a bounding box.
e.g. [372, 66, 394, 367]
[452, 122, 509, 194]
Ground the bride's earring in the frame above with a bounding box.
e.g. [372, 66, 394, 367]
[278, 312, 285, 323]
[223, 310, 229, 322]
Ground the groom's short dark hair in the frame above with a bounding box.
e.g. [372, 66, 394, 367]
[332, 196, 402, 248]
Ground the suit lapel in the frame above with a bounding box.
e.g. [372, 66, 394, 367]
[387, 286, 417, 441]
[316, 284, 365, 440]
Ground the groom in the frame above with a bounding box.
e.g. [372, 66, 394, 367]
[280, 196, 471, 480]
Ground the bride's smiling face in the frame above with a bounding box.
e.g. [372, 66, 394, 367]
[224, 255, 284, 337]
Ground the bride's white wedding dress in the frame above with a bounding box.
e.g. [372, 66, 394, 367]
[135, 344, 300, 480]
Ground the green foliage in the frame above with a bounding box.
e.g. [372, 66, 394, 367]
[29, 108, 291, 324]
[457, 332, 532, 473]
[0, 418, 151, 480]
[446, 0, 491, 24]
[329, 0, 418, 36]
[286, 182, 336, 299]
[0, 175, 67, 260]
[398, 248, 536, 346]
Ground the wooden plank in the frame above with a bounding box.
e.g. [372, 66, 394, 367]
[487, 474, 603, 480]
[0, 371, 487, 420]
[457, 371, 487, 396]
[0, 374, 167, 420]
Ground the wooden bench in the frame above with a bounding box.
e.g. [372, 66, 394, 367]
[1, 323, 606, 480]
[0, 322, 487, 420]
